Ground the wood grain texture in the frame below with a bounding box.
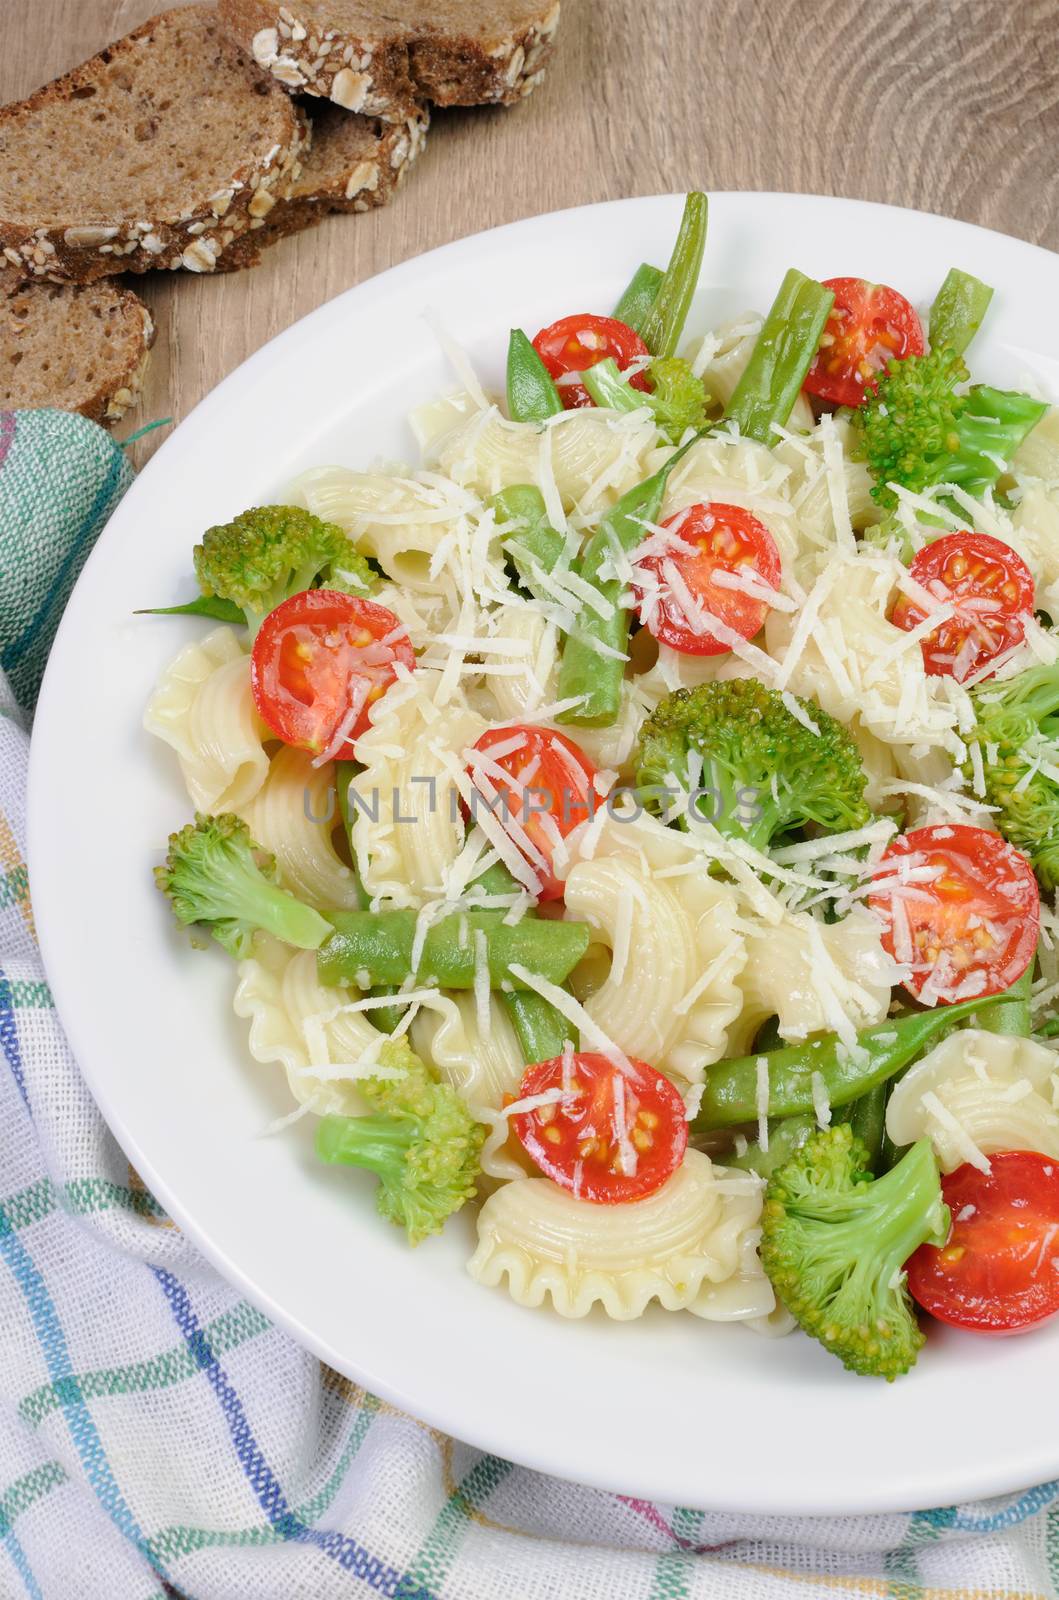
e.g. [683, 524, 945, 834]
[4, 0, 1059, 469]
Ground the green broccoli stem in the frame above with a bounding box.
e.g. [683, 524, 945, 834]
[228, 862, 334, 951]
[507, 329, 564, 422]
[822, 1138, 948, 1293]
[946, 386, 1048, 493]
[316, 1112, 417, 1177]
[492, 485, 567, 600]
[556, 430, 708, 727]
[693, 991, 1001, 1135]
[317, 910, 590, 991]
[726, 270, 835, 444]
[975, 963, 1032, 1038]
[582, 358, 652, 417]
[639, 192, 708, 358]
[928, 268, 994, 358]
[613, 262, 665, 335]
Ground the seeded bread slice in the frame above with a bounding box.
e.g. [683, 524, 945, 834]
[0, 6, 311, 284]
[219, 0, 560, 120]
[218, 102, 428, 269]
[1, 279, 155, 426]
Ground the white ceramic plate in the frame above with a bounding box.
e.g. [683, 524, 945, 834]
[29, 194, 1059, 1515]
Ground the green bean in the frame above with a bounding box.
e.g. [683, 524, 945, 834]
[613, 262, 664, 335]
[318, 909, 590, 990]
[502, 991, 570, 1064]
[492, 486, 566, 598]
[928, 268, 994, 358]
[726, 269, 835, 443]
[692, 992, 1000, 1135]
[721, 1114, 815, 1179]
[835, 1082, 889, 1171]
[556, 430, 706, 726]
[367, 995, 406, 1034]
[506, 329, 563, 422]
[975, 963, 1032, 1038]
[639, 192, 708, 358]
[135, 596, 244, 623]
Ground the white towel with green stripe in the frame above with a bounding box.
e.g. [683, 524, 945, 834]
[2, 408, 1058, 1600]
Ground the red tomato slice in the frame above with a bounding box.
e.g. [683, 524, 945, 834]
[632, 501, 782, 656]
[510, 1051, 688, 1203]
[870, 824, 1039, 1004]
[803, 277, 925, 407]
[890, 532, 1035, 682]
[907, 1151, 1059, 1335]
[467, 726, 597, 901]
[532, 313, 651, 410]
[250, 589, 414, 761]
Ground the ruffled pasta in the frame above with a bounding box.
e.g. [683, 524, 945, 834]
[563, 854, 745, 1082]
[350, 672, 485, 907]
[468, 1150, 775, 1321]
[233, 933, 383, 1116]
[410, 992, 524, 1112]
[886, 1029, 1059, 1171]
[419, 401, 657, 515]
[725, 904, 894, 1053]
[144, 627, 270, 813]
[239, 745, 361, 912]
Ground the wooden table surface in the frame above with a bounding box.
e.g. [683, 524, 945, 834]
[6, 0, 1059, 468]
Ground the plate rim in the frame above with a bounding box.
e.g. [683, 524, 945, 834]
[27, 189, 1059, 1516]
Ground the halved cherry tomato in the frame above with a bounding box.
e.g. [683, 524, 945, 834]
[890, 532, 1035, 682]
[467, 725, 597, 900]
[870, 824, 1039, 1004]
[532, 313, 651, 410]
[632, 501, 782, 656]
[907, 1151, 1059, 1335]
[510, 1051, 688, 1203]
[250, 590, 414, 761]
[803, 278, 925, 408]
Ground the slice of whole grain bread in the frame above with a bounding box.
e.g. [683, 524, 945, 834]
[218, 0, 560, 120]
[217, 102, 428, 269]
[1, 278, 155, 425]
[0, 6, 310, 284]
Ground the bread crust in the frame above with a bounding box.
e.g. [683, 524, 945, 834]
[216, 105, 427, 270]
[0, 7, 311, 285]
[218, 0, 560, 119]
[1, 279, 155, 426]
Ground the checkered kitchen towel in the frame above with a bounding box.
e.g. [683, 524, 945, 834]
[2, 407, 1059, 1599]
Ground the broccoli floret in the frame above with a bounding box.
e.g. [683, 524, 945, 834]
[644, 357, 709, 443]
[962, 662, 1059, 889]
[634, 679, 871, 854]
[194, 505, 378, 634]
[855, 348, 1046, 513]
[315, 1036, 483, 1243]
[155, 812, 332, 958]
[760, 1124, 949, 1380]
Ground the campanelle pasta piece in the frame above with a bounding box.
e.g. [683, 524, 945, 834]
[886, 1029, 1059, 1172]
[563, 854, 745, 1082]
[350, 671, 486, 908]
[468, 1150, 777, 1322]
[239, 744, 361, 912]
[725, 903, 894, 1054]
[233, 933, 382, 1117]
[144, 626, 270, 813]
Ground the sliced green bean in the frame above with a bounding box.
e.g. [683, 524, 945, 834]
[507, 328, 563, 422]
[492, 486, 566, 598]
[692, 992, 1000, 1135]
[726, 269, 835, 443]
[503, 991, 570, 1064]
[928, 268, 994, 358]
[721, 1115, 815, 1180]
[639, 192, 708, 358]
[613, 262, 664, 335]
[975, 963, 1032, 1038]
[556, 430, 706, 726]
[835, 1082, 889, 1171]
[318, 909, 590, 991]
